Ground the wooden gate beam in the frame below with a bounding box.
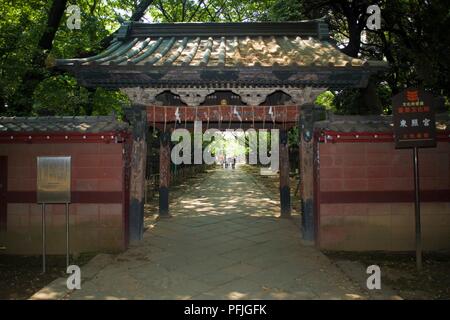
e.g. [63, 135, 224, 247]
[147, 105, 300, 124]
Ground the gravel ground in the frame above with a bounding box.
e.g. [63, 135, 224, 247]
[0, 254, 95, 300]
[324, 251, 450, 299]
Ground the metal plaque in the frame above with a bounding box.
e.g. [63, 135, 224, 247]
[37, 157, 71, 203]
[393, 89, 436, 149]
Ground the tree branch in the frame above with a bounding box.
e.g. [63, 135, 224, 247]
[181, 0, 187, 21]
[156, 0, 174, 22]
[100, 0, 155, 49]
[187, 0, 206, 22]
[130, 0, 155, 21]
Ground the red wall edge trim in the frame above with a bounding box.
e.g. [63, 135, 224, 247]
[0, 131, 130, 144]
[318, 130, 450, 143]
[319, 190, 450, 204]
[7, 191, 123, 203]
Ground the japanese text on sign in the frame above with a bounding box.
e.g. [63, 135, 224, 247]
[393, 89, 436, 148]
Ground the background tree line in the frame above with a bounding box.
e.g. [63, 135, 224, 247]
[0, 0, 448, 117]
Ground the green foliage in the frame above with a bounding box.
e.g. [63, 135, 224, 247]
[149, 0, 275, 22]
[315, 91, 335, 111]
[333, 84, 392, 115]
[267, 0, 450, 114]
[266, 0, 307, 22]
[32, 74, 88, 116]
[1, 0, 449, 118]
[288, 126, 299, 146]
[0, 0, 49, 112]
[0, 0, 278, 117]
[32, 75, 129, 117]
[91, 88, 129, 118]
[380, 0, 450, 97]
[0, 0, 131, 117]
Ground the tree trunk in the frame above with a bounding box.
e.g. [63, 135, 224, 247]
[38, 0, 68, 52]
[341, 13, 383, 115]
[361, 77, 383, 114]
[341, 21, 361, 58]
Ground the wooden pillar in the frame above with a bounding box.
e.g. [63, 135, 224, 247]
[159, 131, 171, 217]
[279, 129, 291, 218]
[125, 106, 147, 242]
[299, 104, 315, 241]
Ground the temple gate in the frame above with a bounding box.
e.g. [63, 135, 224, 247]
[56, 20, 386, 244]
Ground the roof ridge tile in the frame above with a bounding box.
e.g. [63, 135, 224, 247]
[0, 116, 129, 134]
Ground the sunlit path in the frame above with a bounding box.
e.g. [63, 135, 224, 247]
[67, 166, 365, 300]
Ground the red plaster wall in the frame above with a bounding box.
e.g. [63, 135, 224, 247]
[0, 142, 126, 255]
[317, 141, 450, 251]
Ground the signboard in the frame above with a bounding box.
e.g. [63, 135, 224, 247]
[37, 157, 71, 203]
[393, 89, 436, 149]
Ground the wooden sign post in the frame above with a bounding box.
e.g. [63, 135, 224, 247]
[392, 89, 436, 271]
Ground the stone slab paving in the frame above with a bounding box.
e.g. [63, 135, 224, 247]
[66, 166, 368, 300]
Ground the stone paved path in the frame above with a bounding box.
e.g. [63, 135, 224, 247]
[67, 166, 366, 300]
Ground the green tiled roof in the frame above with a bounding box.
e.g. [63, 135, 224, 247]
[57, 21, 386, 69]
[54, 21, 388, 89]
